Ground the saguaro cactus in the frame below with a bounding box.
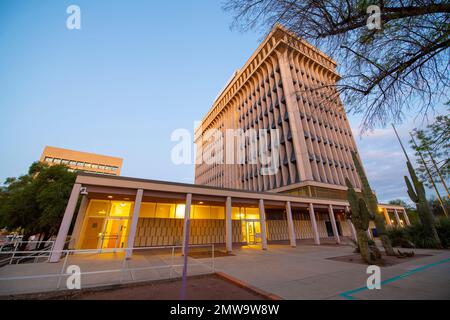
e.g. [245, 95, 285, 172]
[345, 178, 376, 264]
[405, 160, 441, 247]
[351, 152, 396, 256]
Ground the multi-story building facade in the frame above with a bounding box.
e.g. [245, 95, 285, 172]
[50, 25, 408, 262]
[195, 25, 360, 201]
[40, 146, 123, 176]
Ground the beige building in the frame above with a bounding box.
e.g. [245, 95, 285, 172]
[40, 146, 123, 176]
[50, 25, 409, 261]
[50, 173, 409, 262]
[195, 25, 360, 201]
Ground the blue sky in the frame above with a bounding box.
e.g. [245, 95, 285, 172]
[0, 0, 446, 203]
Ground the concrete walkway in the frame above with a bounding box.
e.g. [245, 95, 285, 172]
[0, 249, 213, 296]
[1, 242, 449, 299]
[213, 244, 450, 300]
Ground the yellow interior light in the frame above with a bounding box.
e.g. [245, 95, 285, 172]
[175, 204, 185, 219]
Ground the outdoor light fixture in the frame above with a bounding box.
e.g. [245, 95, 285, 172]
[107, 195, 113, 199]
[80, 187, 88, 195]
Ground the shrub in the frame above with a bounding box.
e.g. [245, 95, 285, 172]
[436, 218, 450, 248]
[386, 222, 449, 249]
[405, 223, 441, 249]
[386, 227, 408, 247]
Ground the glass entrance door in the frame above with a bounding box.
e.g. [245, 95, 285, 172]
[100, 218, 128, 249]
[242, 220, 262, 245]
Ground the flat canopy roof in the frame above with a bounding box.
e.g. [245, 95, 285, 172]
[75, 173, 405, 210]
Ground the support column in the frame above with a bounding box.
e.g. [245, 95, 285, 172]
[225, 196, 232, 253]
[125, 189, 144, 259]
[350, 222, 357, 241]
[259, 199, 268, 250]
[394, 209, 402, 227]
[182, 193, 192, 256]
[69, 195, 89, 249]
[383, 208, 392, 226]
[328, 204, 340, 244]
[285, 201, 296, 247]
[403, 209, 411, 226]
[309, 203, 320, 245]
[50, 183, 81, 262]
[346, 206, 357, 241]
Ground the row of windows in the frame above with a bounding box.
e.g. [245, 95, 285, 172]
[201, 171, 224, 185]
[307, 153, 354, 170]
[238, 66, 282, 105]
[303, 131, 354, 152]
[44, 157, 119, 171]
[298, 100, 347, 122]
[67, 169, 116, 176]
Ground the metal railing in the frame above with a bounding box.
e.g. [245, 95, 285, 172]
[0, 240, 55, 266]
[0, 244, 215, 294]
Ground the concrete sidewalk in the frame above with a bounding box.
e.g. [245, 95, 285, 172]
[213, 244, 450, 300]
[0, 250, 213, 296]
[0, 242, 449, 299]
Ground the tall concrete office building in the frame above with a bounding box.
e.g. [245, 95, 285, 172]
[50, 25, 409, 262]
[195, 25, 361, 201]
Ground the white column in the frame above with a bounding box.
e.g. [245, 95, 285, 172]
[394, 209, 402, 226]
[349, 222, 357, 241]
[383, 208, 392, 226]
[259, 199, 268, 250]
[182, 193, 192, 256]
[69, 195, 89, 249]
[328, 204, 340, 244]
[403, 209, 411, 226]
[50, 183, 81, 262]
[285, 201, 296, 247]
[225, 196, 232, 253]
[345, 206, 357, 241]
[125, 189, 144, 259]
[309, 203, 320, 245]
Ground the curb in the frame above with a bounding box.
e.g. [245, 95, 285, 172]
[215, 272, 283, 300]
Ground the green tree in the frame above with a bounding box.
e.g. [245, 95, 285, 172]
[0, 162, 76, 244]
[429, 197, 450, 218]
[410, 110, 449, 189]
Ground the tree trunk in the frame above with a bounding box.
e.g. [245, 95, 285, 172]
[356, 229, 374, 264]
[18, 233, 31, 251]
[38, 232, 50, 250]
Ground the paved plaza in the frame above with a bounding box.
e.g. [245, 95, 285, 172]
[0, 241, 449, 299]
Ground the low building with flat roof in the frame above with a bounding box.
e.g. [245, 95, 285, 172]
[50, 173, 409, 262]
[40, 146, 123, 176]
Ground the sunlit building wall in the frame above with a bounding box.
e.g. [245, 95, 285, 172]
[40, 145, 123, 176]
[194, 25, 363, 200]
